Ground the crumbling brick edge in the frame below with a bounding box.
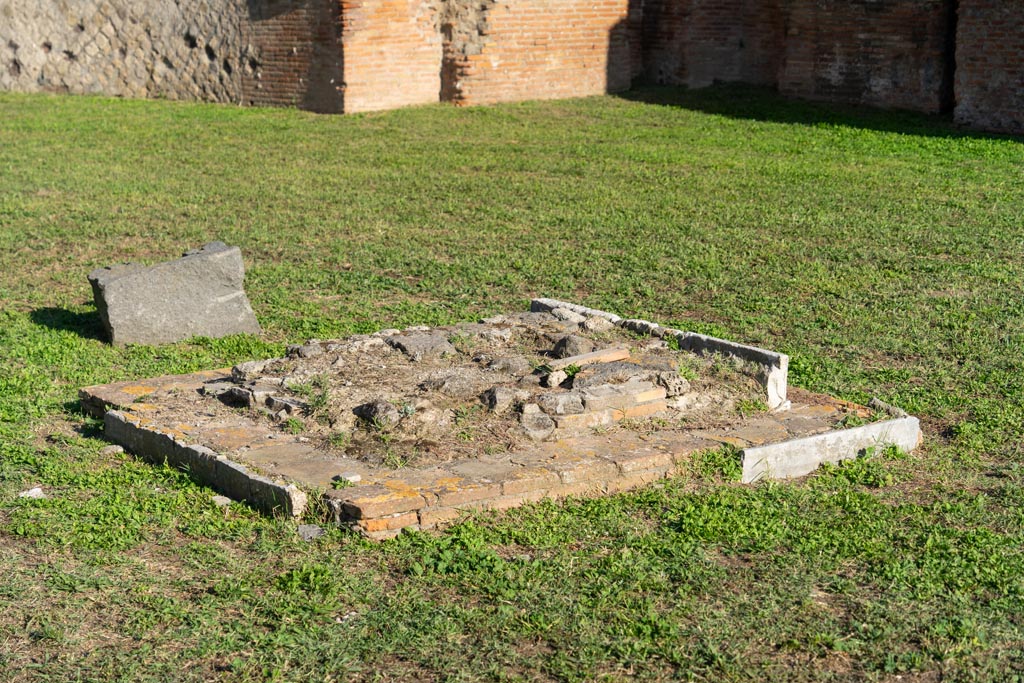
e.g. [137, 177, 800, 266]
[82, 298, 922, 540]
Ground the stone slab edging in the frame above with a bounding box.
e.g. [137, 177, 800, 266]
[104, 409, 308, 517]
[530, 298, 789, 409]
[740, 415, 922, 483]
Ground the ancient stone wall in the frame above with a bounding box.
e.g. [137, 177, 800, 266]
[0, 0, 250, 102]
[954, 0, 1024, 134]
[0, 0, 1021, 133]
[0, 0, 345, 112]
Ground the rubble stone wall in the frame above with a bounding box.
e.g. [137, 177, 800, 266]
[0, 0, 346, 112]
[954, 0, 1024, 134]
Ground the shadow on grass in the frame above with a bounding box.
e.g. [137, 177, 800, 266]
[30, 307, 107, 342]
[615, 83, 1020, 142]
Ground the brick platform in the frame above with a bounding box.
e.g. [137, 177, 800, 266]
[81, 300, 921, 540]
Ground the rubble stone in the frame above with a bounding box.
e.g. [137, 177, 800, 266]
[386, 333, 457, 361]
[553, 334, 595, 359]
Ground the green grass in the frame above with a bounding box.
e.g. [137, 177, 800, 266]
[1, 84, 1023, 681]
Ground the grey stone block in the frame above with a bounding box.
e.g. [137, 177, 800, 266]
[88, 241, 261, 345]
[741, 416, 922, 483]
[530, 298, 622, 323]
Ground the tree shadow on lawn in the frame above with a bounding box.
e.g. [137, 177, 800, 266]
[615, 83, 1021, 142]
[30, 307, 106, 342]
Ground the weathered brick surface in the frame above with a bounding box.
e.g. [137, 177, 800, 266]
[603, 467, 668, 494]
[447, 0, 643, 106]
[777, 0, 954, 113]
[246, 0, 346, 112]
[2, 0, 1020, 128]
[642, 0, 783, 88]
[643, 0, 955, 115]
[340, 0, 442, 112]
[954, 0, 1024, 134]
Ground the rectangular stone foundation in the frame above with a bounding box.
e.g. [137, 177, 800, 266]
[81, 299, 922, 540]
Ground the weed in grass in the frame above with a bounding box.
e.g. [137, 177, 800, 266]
[288, 374, 330, 416]
[327, 431, 350, 449]
[690, 445, 743, 481]
[817, 447, 903, 488]
[383, 449, 409, 469]
[736, 397, 768, 416]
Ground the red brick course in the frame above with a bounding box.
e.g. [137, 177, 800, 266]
[954, 0, 1024, 134]
[778, 0, 954, 113]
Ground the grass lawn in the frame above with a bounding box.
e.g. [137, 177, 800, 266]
[1, 84, 1023, 682]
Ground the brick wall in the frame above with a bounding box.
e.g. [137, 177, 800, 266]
[642, 0, 953, 114]
[643, 0, 783, 88]
[339, 0, 442, 112]
[247, 0, 345, 112]
[1, 0, 1022, 133]
[954, 0, 1024, 134]
[446, 0, 643, 107]
[778, 0, 954, 113]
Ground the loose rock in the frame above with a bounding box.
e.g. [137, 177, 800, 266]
[481, 386, 518, 413]
[520, 404, 555, 441]
[488, 356, 534, 376]
[386, 333, 457, 361]
[287, 343, 323, 359]
[542, 370, 568, 388]
[232, 359, 270, 383]
[581, 316, 615, 333]
[88, 241, 261, 345]
[537, 391, 585, 415]
[297, 524, 326, 541]
[656, 372, 691, 398]
[553, 335, 596, 359]
[354, 399, 402, 427]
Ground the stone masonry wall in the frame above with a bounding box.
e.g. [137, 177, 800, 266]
[778, 0, 955, 114]
[0, 0, 250, 102]
[954, 0, 1024, 134]
[0, 0, 345, 112]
